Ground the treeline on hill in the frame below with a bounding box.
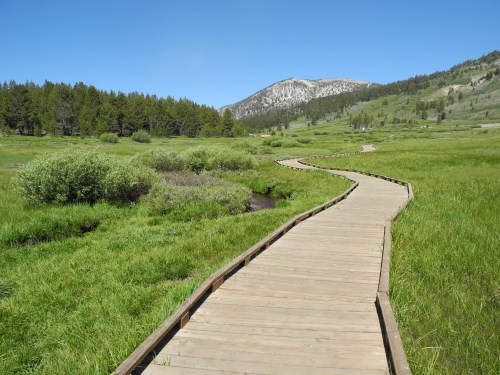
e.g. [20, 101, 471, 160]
[239, 108, 299, 133]
[0, 81, 243, 138]
[240, 50, 500, 129]
[300, 51, 500, 120]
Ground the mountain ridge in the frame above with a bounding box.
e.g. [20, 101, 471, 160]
[222, 77, 373, 119]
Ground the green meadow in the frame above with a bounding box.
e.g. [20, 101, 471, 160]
[1, 122, 499, 374]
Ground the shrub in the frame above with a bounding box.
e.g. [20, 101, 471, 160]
[101, 162, 156, 203]
[180, 147, 211, 173]
[230, 140, 257, 154]
[256, 146, 274, 155]
[269, 139, 304, 148]
[297, 137, 313, 144]
[13, 148, 156, 205]
[99, 133, 119, 143]
[209, 148, 256, 171]
[131, 130, 151, 143]
[131, 148, 185, 171]
[262, 137, 280, 146]
[180, 146, 255, 173]
[147, 175, 251, 220]
[313, 131, 329, 135]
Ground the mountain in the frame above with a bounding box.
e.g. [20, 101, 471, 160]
[222, 78, 373, 119]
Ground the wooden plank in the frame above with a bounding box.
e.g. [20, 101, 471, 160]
[216, 284, 376, 304]
[182, 320, 383, 341]
[150, 354, 388, 375]
[191, 314, 384, 333]
[169, 331, 387, 357]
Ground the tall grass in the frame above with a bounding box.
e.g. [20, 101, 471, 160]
[305, 133, 500, 374]
[147, 173, 251, 220]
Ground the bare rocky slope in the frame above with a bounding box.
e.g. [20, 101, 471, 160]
[222, 78, 373, 119]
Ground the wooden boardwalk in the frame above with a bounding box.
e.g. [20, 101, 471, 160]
[140, 154, 409, 375]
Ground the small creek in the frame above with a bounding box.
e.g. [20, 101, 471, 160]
[247, 194, 278, 212]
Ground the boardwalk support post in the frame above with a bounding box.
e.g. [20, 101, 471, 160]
[212, 276, 224, 292]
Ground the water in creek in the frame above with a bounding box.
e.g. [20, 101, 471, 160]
[247, 194, 278, 212]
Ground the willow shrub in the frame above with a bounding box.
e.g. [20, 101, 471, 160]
[230, 140, 258, 154]
[131, 148, 185, 172]
[180, 146, 256, 173]
[99, 133, 119, 143]
[13, 148, 156, 205]
[131, 130, 151, 143]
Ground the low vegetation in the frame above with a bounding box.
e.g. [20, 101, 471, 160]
[131, 148, 185, 172]
[99, 133, 119, 143]
[13, 148, 155, 205]
[180, 146, 255, 173]
[147, 173, 251, 220]
[262, 137, 304, 148]
[131, 130, 151, 143]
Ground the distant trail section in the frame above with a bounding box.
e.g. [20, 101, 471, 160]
[131, 145, 410, 375]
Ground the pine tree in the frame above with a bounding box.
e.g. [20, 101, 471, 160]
[79, 86, 101, 137]
[52, 84, 76, 136]
[222, 108, 235, 137]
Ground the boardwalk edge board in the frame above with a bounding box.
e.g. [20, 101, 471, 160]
[112, 170, 360, 375]
[297, 150, 413, 375]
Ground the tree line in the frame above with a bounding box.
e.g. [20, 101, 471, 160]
[0, 80, 243, 137]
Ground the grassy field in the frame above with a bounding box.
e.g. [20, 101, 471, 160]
[305, 129, 500, 374]
[0, 135, 352, 374]
[1, 121, 499, 374]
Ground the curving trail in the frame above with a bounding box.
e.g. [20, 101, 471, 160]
[135, 146, 409, 375]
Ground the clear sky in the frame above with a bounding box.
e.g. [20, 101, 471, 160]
[1, 0, 498, 108]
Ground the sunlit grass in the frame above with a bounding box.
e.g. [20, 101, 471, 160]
[305, 131, 500, 374]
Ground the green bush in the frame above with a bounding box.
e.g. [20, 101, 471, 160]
[131, 148, 185, 171]
[99, 133, 119, 143]
[131, 130, 151, 143]
[262, 137, 280, 146]
[230, 140, 257, 154]
[256, 146, 274, 155]
[147, 174, 251, 220]
[180, 146, 255, 173]
[13, 148, 156, 205]
[269, 139, 304, 148]
[209, 148, 256, 171]
[297, 137, 313, 144]
[313, 131, 329, 135]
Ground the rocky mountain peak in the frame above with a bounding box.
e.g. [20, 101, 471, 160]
[222, 77, 373, 119]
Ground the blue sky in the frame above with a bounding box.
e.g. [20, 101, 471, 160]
[1, 0, 498, 108]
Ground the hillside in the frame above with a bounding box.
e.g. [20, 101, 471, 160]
[240, 51, 500, 132]
[222, 78, 372, 119]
